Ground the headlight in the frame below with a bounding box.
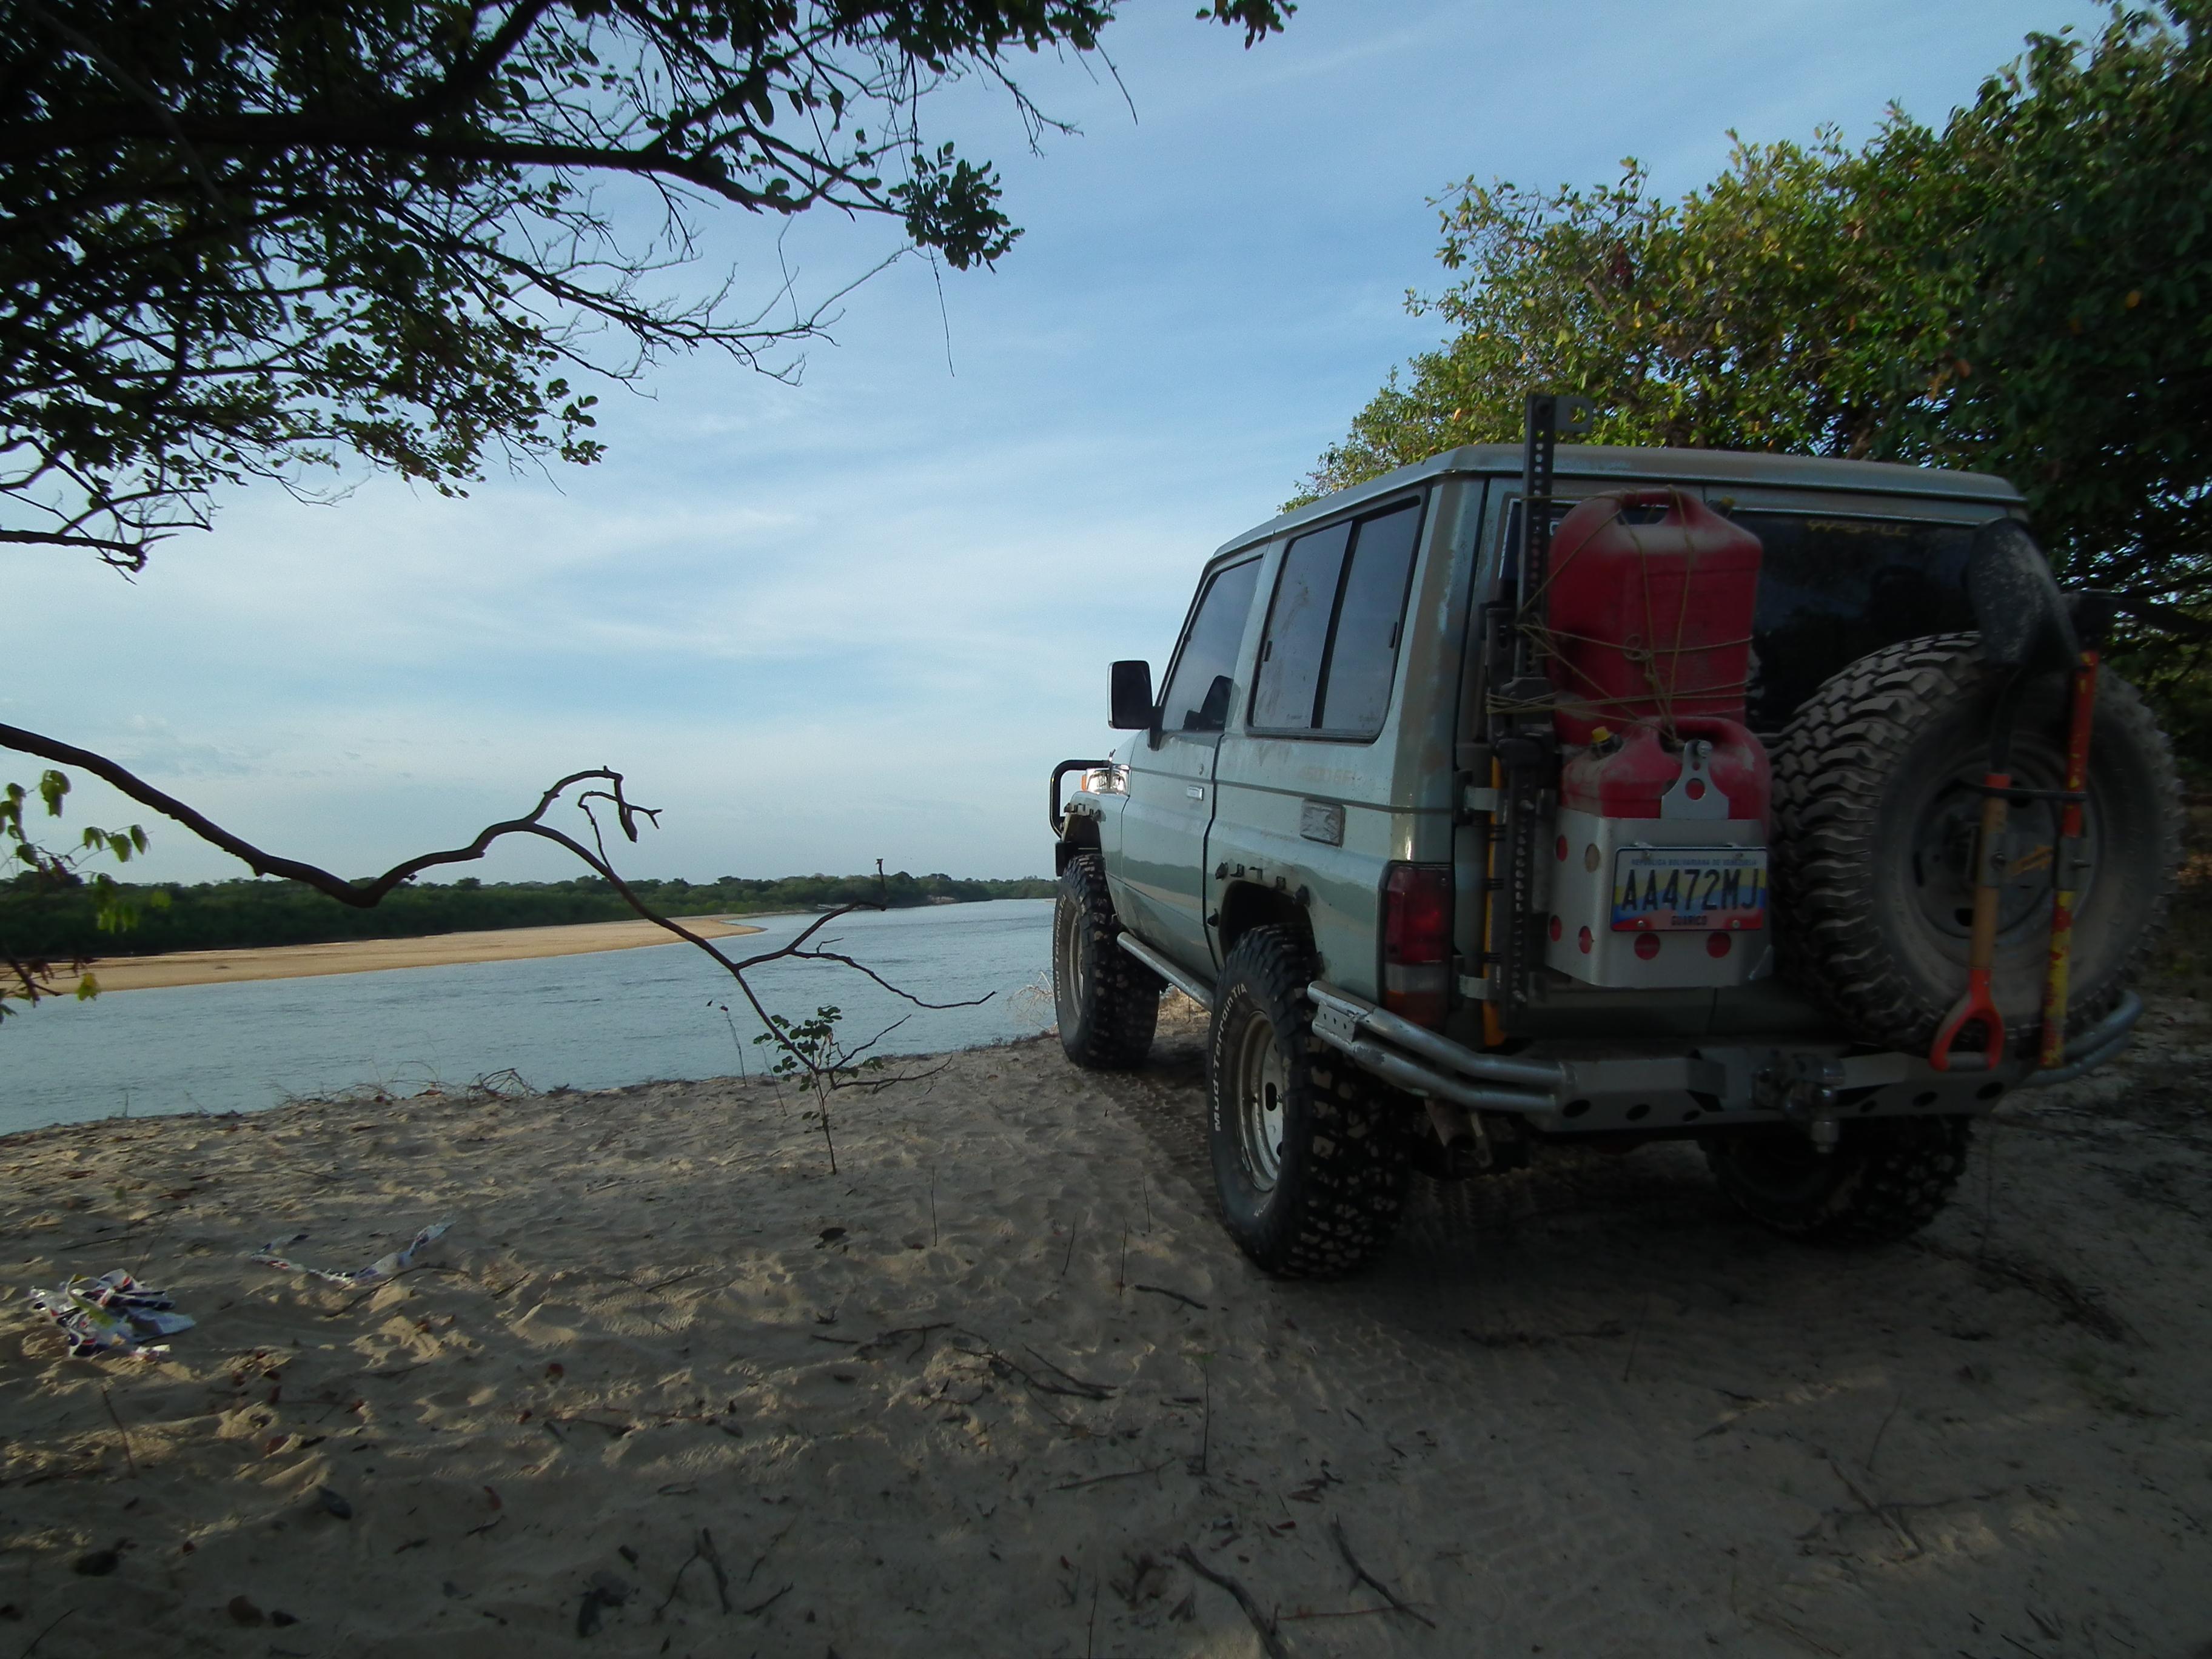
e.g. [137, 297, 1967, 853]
[1081, 765, 1126, 795]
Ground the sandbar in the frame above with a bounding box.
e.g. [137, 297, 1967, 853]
[0, 993, 2204, 1653]
[75, 915, 765, 991]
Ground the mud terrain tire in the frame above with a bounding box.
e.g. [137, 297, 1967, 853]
[1704, 1118, 1974, 1245]
[1207, 927, 1412, 1278]
[1772, 635, 2179, 1056]
[1053, 853, 1161, 1069]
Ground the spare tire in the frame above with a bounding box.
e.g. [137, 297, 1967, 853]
[1771, 634, 2180, 1057]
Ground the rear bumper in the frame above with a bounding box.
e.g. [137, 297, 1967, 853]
[1304, 981, 2142, 1135]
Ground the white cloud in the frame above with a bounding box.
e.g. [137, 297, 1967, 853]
[7, 0, 2105, 885]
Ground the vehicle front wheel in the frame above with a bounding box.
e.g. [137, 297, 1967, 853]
[1207, 927, 1412, 1278]
[1703, 1116, 1972, 1245]
[1053, 852, 1161, 1070]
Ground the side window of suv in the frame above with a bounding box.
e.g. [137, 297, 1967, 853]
[1159, 558, 1261, 734]
[1250, 499, 1423, 738]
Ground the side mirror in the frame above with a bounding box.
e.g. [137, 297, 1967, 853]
[1109, 660, 1155, 730]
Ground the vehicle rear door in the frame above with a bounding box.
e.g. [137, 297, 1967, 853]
[1115, 557, 1263, 975]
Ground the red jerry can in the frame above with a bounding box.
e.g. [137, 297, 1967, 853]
[1558, 718, 1772, 823]
[1541, 488, 1765, 745]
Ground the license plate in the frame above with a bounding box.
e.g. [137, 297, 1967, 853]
[1611, 847, 1768, 931]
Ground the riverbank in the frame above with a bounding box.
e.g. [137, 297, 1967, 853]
[69, 916, 765, 992]
[1, 993, 2205, 1655]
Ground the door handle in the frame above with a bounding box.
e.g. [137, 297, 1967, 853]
[1187, 786, 1206, 800]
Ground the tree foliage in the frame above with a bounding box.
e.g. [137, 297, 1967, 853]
[0, 768, 158, 1016]
[1305, 2, 2211, 742]
[3, 0, 1290, 569]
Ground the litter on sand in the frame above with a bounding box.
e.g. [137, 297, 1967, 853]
[251, 1221, 454, 1287]
[25, 1270, 194, 1358]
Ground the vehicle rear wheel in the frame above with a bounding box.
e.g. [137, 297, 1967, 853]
[1206, 927, 1412, 1278]
[1053, 853, 1161, 1070]
[1772, 634, 2180, 1057]
[1704, 1118, 1972, 1245]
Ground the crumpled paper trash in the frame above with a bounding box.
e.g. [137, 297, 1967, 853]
[252, 1221, 453, 1287]
[26, 1270, 193, 1358]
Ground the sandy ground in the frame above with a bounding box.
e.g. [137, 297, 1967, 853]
[0, 994, 2207, 1658]
[74, 917, 765, 992]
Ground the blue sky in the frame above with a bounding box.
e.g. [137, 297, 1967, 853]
[8, 0, 2105, 885]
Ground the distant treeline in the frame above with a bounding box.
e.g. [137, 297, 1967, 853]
[2, 871, 1056, 960]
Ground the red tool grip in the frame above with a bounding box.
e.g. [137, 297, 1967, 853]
[1930, 970, 2005, 1073]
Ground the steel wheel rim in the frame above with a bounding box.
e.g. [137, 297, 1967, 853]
[1233, 1013, 1289, 1191]
[1905, 746, 2102, 945]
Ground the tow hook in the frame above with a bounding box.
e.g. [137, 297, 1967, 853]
[1755, 1054, 1848, 1149]
[1421, 1102, 1529, 1177]
[1425, 1099, 1491, 1175]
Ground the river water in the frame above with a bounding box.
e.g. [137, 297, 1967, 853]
[0, 900, 1054, 1138]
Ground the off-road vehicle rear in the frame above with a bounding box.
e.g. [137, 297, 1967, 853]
[1049, 402, 2178, 1275]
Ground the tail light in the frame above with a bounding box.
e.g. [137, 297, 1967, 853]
[1381, 862, 1452, 1028]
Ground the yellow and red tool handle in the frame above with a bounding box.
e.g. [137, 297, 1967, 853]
[1928, 649, 2100, 1074]
[1929, 773, 2011, 1072]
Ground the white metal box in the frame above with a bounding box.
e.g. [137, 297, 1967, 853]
[1542, 806, 1771, 989]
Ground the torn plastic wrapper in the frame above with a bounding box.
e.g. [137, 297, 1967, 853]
[252, 1221, 453, 1288]
[25, 1270, 193, 1358]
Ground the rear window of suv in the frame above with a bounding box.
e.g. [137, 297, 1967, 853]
[1735, 512, 1977, 731]
[1250, 498, 1423, 739]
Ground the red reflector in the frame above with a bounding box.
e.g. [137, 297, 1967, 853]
[1382, 863, 1451, 967]
[1707, 931, 1732, 958]
[1634, 932, 1661, 960]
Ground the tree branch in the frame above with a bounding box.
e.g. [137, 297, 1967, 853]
[0, 722, 976, 1094]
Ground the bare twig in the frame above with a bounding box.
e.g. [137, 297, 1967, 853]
[1329, 1517, 1433, 1629]
[739, 1584, 791, 1618]
[696, 1527, 731, 1614]
[1748, 1608, 1843, 1657]
[1019, 1344, 1115, 1398]
[1053, 1460, 1171, 1492]
[1134, 1284, 1208, 1312]
[1864, 1395, 1902, 1476]
[745, 1518, 797, 1584]
[1623, 1294, 1650, 1383]
[18, 1607, 76, 1658]
[959, 1342, 1113, 1403]
[0, 726, 971, 1101]
[91, 1381, 138, 1476]
[1174, 1546, 1290, 1659]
